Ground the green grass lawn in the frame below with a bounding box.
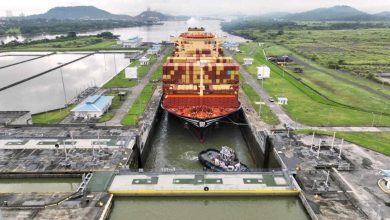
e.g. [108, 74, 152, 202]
[97, 91, 127, 123]
[1, 36, 119, 51]
[232, 28, 390, 85]
[120, 48, 172, 126]
[242, 83, 280, 125]
[295, 129, 390, 157]
[234, 42, 390, 126]
[121, 84, 155, 126]
[150, 48, 173, 82]
[32, 104, 75, 124]
[98, 112, 115, 123]
[266, 44, 390, 97]
[103, 55, 157, 89]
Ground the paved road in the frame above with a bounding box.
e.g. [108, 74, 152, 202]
[101, 48, 169, 126]
[228, 50, 300, 127]
[228, 50, 390, 132]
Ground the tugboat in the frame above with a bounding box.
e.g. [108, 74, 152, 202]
[198, 146, 249, 172]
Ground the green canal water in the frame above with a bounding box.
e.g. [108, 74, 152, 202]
[145, 112, 255, 170]
[137, 113, 308, 220]
[0, 178, 80, 193]
[109, 197, 309, 220]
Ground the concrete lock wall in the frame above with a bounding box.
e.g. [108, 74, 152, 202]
[11, 112, 32, 125]
[130, 88, 164, 169]
[235, 110, 281, 169]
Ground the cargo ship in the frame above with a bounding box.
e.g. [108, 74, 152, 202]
[162, 27, 240, 132]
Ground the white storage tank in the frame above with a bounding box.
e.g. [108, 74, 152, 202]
[257, 65, 271, 79]
[125, 67, 138, 79]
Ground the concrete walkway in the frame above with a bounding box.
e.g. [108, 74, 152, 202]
[109, 173, 298, 196]
[101, 48, 169, 126]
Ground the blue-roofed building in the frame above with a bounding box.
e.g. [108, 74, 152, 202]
[71, 95, 114, 120]
[122, 36, 143, 48]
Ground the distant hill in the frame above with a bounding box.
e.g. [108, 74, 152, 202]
[136, 10, 170, 21]
[135, 10, 190, 21]
[25, 6, 188, 22]
[28, 6, 133, 20]
[261, 12, 291, 19]
[375, 11, 390, 18]
[283, 5, 386, 21]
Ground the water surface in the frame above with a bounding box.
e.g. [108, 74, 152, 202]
[109, 197, 309, 220]
[0, 20, 246, 44]
[144, 112, 255, 170]
[0, 178, 80, 193]
[0, 53, 130, 113]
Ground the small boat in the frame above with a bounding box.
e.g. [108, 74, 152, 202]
[198, 146, 249, 172]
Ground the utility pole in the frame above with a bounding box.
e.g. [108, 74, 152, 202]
[58, 62, 68, 107]
[325, 170, 330, 188]
[255, 101, 265, 118]
[63, 139, 68, 161]
[310, 132, 315, 151]
[338, 138, 344, 159]
[331, 132, 336, 151]
[317, 138, 321, 159]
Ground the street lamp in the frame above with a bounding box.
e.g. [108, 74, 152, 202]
[255, 101, 265, 118]
[57, 62, 68, 107]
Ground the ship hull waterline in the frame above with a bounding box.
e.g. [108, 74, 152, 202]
[161, 104, 241, 142]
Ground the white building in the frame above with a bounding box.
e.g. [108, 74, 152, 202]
[139, 56, 150, 65]
[147, 47, 159, 55]
[152, 44, 162, 51]
[257, 65, 271, 79]
[71, 95, 114, 120]
[223, 42, 240, 52]
[125, 67, 138, 79]
[122, 36, 143, 48]
[277, 97, 288, 105]
[243, 58, 254, 65]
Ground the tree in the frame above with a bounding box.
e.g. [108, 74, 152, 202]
[338, 59, 346, 65]
[67, 31, 77, 38]
[310, 54, 318, 61]
[327, 61, 340, 69]
[97, 31, 115, 39]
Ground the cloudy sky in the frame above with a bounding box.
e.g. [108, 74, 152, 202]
[3, 0, 390, 17]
